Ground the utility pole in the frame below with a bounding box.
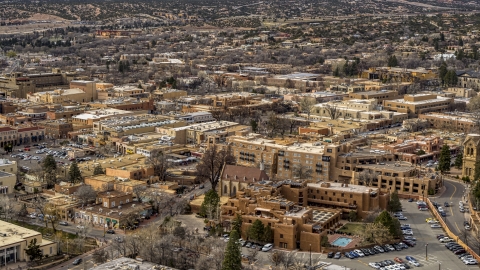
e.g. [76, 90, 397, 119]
[425, 243, 428, 261]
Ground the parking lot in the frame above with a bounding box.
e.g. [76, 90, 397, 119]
[247, 199, 478, 269]
[8, 142, 106, 172]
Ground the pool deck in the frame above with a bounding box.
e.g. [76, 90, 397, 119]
[328, 234, 361, 249]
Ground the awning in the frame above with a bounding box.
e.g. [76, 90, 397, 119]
[106, 218, 111, 222]
[112, 220, 117, 224]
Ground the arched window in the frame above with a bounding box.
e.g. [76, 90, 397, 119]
[223, 185, 228, 195]
[232, 186, 237, 197]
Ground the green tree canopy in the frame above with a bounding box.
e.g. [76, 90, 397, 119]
[263, 225, 273, 243]
[222, 229, 242, 270]
[374, 210, 398, 236]
[232, 214, 242, 232]
[474, 160, 480, 182]
[248, 219, 265, 242]
[93, 164, 104, 175]
[438, 144, 451, 173]
[68, 161, 83, 183]
[387, 55, 398, 67]
[200, 189, 220, 219]
[387, 190, 402, 213]
[455, 152, 463, 169]
[25, 238, 42, 261]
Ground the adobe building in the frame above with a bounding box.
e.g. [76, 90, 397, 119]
[419, 112, 476, 133]
[351, 162, 443, 199]
[462, 134, 480, 179]
[383, 94, 454, 117]
[221, 181, 340, 252]
[219, 165, 269, 197]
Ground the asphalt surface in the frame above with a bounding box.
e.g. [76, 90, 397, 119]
[248, 199, 477, 270]
[435, 180, 469, 235]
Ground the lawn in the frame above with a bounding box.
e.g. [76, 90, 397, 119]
[337, 223, 366, 235]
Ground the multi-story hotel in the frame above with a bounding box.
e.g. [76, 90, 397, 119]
[383, 94, 454, 117]
[220, 179, 387, 252]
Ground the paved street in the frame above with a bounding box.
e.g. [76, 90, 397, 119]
[435, 179, 469, 235]
[245, 199, 477, 270]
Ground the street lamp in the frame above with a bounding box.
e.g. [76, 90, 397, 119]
[425, 243, 428, 261]
[309, 244, 312, 267]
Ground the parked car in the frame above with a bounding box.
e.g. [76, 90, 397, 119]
[439, 237, 453, 243]
[262, 244, 273, 252]
[398, 216, 408, 220]
[59, 221, 68, 226]
[431, 224, 442, 228]
[106, 229, 115, 234]
[72, 258, 82, 265]
[334, 252, 341, 259]
[327, 252, 334, 258]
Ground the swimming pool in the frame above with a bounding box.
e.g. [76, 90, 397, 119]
[332, 237, 352, 247]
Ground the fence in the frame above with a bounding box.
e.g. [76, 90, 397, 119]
[426, 197, 480, 262]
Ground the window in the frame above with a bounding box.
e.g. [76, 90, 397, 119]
[327, 149, 332, 153]
[103, 202, 107, 207]
[280, 234, 284, 238]
[111, 201, 115, 207]
[50, 247, 52, 254]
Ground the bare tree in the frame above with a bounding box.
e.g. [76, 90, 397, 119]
[357, 170, 380, 186]
[266, 112, 281, 138]
[323, 104, 342, 120]
[299, 97, 316, 121]
[195, 144, 235, 191]
[145, 150, 171, 182]
[75, 185, 97, 205]
[269, 251, 285, 268]
[132, 185, 147, 203]
[0, 194, 15, 221]
[281, 251, 297, 270]
[292, 164, 313, 179]
[92, 248, 109, 264]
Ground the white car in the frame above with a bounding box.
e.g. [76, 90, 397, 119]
[438, 207, 444, 212]
[261, 243, 273, 252]
[76, 225, 85, 229]
[427, 220, 439, 224]
[431, 224, 442, 228]
[416, 201, 425, 205]
[439, 237, 453, 243]
[354, 249, 365, 257]
[369, 262, 380, 269]
[465, 259, 478, 265]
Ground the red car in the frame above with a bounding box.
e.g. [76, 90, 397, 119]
[394, 257, 404, 263]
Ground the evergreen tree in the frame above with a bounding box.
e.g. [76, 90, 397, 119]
[222, 229, 242, 270]
[42, 155, 57, 187]
[375, 211, 397, 236]
[248, 219, 265, 242]
[199, 189, 220, 219]
[455, 152, 463, 169]
[232, 214, 242, 232]
[263, 225, 273, 243]
[459, 38, 464, 46]
[68, 161, 83, 183]
[440, 32, 445, 41]
[438, 63, 448, 85]
[438, 144, 451, 173]
[24, 238, 42, 261]
[333, 66, 340, 77]
[474, 160, 480, 182]
[93, 164, 104, 175]
[387, 55, 398, 67]
[387, 190, 402, 213]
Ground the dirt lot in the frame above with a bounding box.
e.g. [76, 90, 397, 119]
[174, 214, 207, 234]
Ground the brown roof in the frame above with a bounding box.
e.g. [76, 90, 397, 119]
[17, 127, 43, 132]
[0, 127, 15, 132]
[221, 165, 269, 183]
